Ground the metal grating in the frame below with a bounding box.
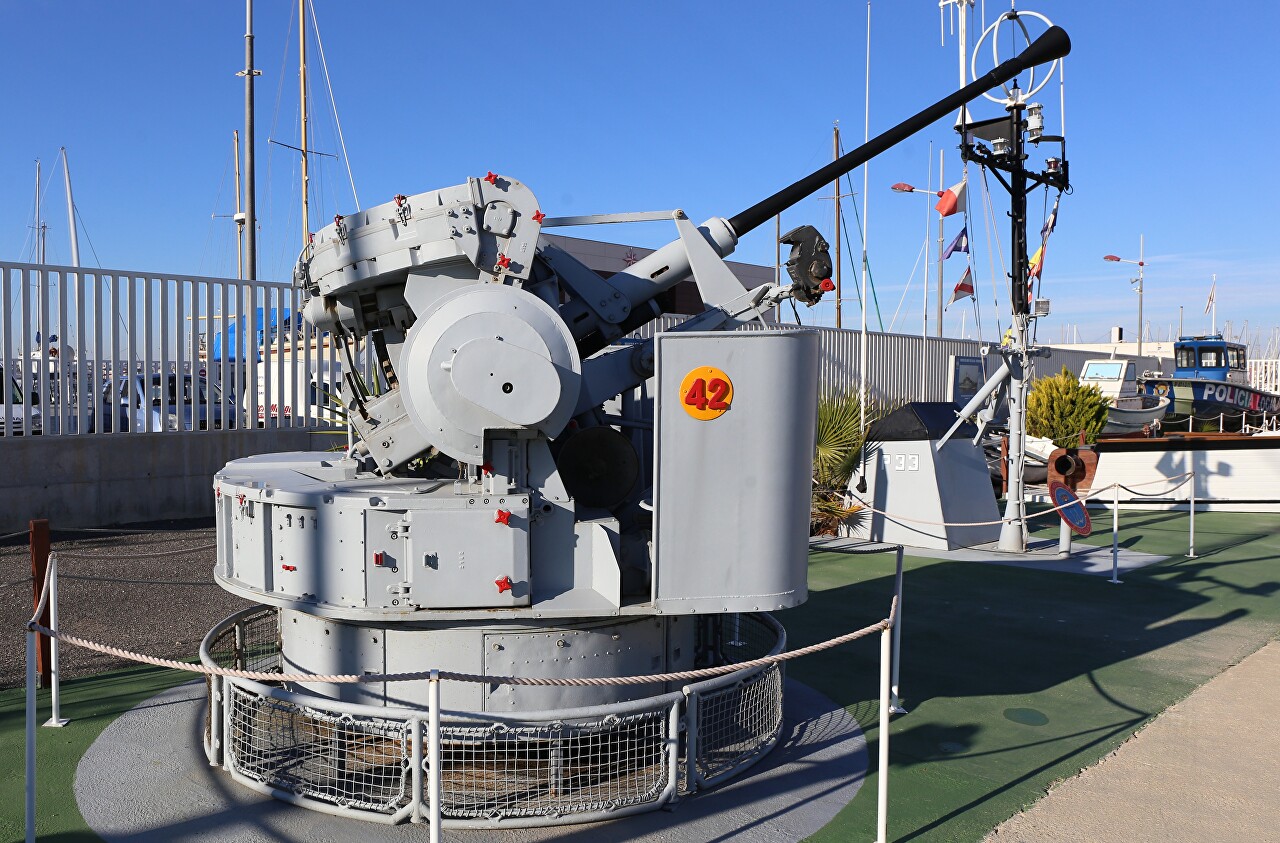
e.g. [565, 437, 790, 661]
[203, 606, 282, 674]
[203, 610, 787, 826]
[693, 613, 786, 783]
[228, 684, 411, 813]
[695, 665, 783, 781]
[437, 712, 670, 820]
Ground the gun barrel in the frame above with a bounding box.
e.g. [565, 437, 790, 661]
[728, 25, 1071, 237]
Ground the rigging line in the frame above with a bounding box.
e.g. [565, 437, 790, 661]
[978, 166, 1006, 340]
[198, 141, 234, 276]
[832, 190, 864, 310]
[19, 165, 38, 259]
[24, 158, 63, 262]
[889, 239, 928, 332]
[842, 175, 884, 331]
[971, 250, 984, 344]
[71, 203, 127, 343]
[307, 0, 360, 211]
[1031, 186, 1050, 344]
[262, 0, 297, 276]
[72, 206, 103, 269]
[268, 0, 295, 147]
[835, 148, 884, 330]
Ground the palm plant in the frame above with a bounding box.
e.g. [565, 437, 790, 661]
[811, 392, 883, 536]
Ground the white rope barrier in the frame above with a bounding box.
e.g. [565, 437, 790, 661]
[1118, 475, 1193, 497]
[26, 598, 897, 688]
[850, 473, 1194, 529]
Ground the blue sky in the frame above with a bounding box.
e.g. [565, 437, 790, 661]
[3, 1, 1277, 348]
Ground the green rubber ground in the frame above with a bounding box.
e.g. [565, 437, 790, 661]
[790, 508, 1280, 842]
[3, 509, 1278, 843]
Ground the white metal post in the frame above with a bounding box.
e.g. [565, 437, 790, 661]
[43, 554, 68, 728]
[208, 676, 222, 766]
[25, 629, 37, 843]
[1057, 517, 1072, 558]
[876, 625, 891, 843]
[428, 670, 441, 843]
[890, 548, 906, 714]
[1188, 466, 1197, 558]
[410, 717, 424, 824]
[1109, 484, 1122, 584]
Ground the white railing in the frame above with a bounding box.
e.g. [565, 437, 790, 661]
[1248, 359, 1280, 395]
[0, 261, 361, 437]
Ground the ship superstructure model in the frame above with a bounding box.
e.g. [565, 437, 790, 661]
[206, 26, 1070, 824]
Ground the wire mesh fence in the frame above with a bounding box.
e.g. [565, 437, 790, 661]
[228, 683, 412, 815]
[199, 608, 787, 826]
[687, 613, 787, 787]
[438, 709, 673, 821]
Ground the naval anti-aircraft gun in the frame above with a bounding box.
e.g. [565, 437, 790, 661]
[205, 26, 1069, 824]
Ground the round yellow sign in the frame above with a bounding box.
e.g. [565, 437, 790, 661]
[679, 367, 734, 421]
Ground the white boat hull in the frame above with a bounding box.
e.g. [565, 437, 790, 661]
[1104, 395, 1169, 433]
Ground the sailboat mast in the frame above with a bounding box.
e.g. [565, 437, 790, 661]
[832, 122, 842, 329]
[241, 0, 259, 280]
[300, 0, 310, 250]
[35, 160, 45, 264]
[859, 0, 871, 434]
[234, 130, 245, 279]
[61, 148, 80, 268]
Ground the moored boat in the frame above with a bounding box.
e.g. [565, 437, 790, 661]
[1079, 358, 1170, 433]
[1140, 334, 1280, 424]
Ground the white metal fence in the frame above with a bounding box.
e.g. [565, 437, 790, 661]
[634, 316, 1148, 404]
[4, 260, 1144, 440]
[1249, 359, 1280, 394]
[0, 261, 360, 437]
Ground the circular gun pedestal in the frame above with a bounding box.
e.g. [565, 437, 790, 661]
[202, 453, 787, 826]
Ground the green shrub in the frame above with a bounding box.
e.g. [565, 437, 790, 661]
[1026, 367, 1109, 447]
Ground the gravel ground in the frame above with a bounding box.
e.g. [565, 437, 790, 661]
[1, 519, 252, 690]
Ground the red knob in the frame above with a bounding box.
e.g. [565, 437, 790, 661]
[484, 171, 499, 185]
[281, 564, 297, 572]
[494, 509, 512, 526]
[495, 576, 513, 594]
[532, 210, 546, 223]
[496, 254, 512, 269]
[819, 278, 835, 292]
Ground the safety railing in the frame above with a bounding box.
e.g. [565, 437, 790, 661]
[23, 549, 903, 843]
[0, 260, 363, 437]
[197, 607, 784, 828]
